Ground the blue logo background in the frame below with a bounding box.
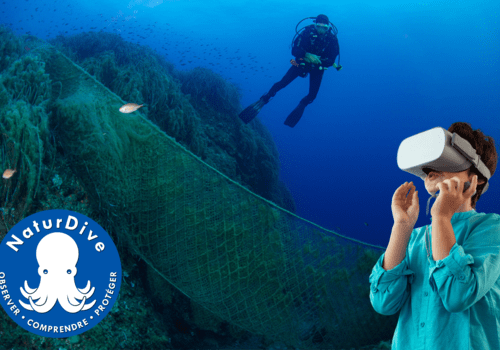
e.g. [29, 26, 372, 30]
[0, 209, 122, 338]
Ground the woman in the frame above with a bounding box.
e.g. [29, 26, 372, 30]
[370, 122, 500, 349]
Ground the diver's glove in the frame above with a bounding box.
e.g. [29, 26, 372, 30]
[304, 52, 322, 65]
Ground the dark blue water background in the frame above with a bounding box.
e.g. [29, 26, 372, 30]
[2, 0, 498, 248]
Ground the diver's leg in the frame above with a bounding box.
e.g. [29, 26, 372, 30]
[261, 66, 302, 103]
[239, 67, 300, 123]
[239, 67, 301, 123]
[284, 69, 324, 127]
[302, 68, 324, 105]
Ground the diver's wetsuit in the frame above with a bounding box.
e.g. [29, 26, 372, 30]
[262, 25, 339, 125]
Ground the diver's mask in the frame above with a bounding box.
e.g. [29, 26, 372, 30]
[396, 127, 491, 216]
[315, 22, 329, 33]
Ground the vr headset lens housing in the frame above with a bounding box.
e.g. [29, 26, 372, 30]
[397, 127, 490, 193]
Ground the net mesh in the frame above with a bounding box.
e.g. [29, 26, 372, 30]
[32, 44, 397, 349]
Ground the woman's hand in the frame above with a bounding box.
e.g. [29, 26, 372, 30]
[392, 181, 419, 228]
[431, 175, 478, 219]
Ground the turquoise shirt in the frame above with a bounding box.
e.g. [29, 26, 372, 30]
[369, 210, 500, 350]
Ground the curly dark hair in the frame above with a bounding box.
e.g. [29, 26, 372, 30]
[448, 122, 498, 209]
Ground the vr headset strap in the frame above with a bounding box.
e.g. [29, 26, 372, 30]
[451, 133, 491, 181]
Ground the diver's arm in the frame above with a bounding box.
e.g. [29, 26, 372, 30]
[304, 52, 321, 64]
[318, 35, 339, 68]
[291, 29, 308, 59]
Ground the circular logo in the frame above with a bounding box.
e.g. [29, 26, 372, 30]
[0, 209, 122, 338]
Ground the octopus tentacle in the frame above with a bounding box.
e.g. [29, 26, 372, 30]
[69, 284, 94, 300]
[20, 281, 44, 301]
[81, 299, 96, 311]
[22, 279, 49, 301]
[67, 294, 86, 306]
[66, 293, 95, 311]
[59, 296, 87, 313]
[78, 281, 91, 294]
[20, 285, 32, 300]
[73, 284, 95, 299]
[20, 293, 48, 310]
[29, 295, 57, 313]
[19, 299, 33, 311]
[83, 286, 95, 298]
[23, 280, 37, 294]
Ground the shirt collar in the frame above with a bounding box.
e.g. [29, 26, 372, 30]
[451, 209, 478, 223]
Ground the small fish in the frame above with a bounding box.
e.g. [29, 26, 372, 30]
[2, 169, 16, 179]
[119, 103, 144, 113]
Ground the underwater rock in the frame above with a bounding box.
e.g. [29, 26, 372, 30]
[0, 26, 23, 73]
[49, 31, 294, 212]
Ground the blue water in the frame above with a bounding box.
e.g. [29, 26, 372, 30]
[2, 0, 499, 248]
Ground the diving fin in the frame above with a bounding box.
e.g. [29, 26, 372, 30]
[239, 98, 267, 124]
[284, 102, 307, 128]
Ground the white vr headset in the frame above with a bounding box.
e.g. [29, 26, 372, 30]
[397, 126, 491, 194]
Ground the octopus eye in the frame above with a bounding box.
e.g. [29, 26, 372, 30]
[67, 269, 71, 274]
[43, 269, 48, 274]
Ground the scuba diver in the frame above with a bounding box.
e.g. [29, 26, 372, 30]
[239, 14, 341, 128]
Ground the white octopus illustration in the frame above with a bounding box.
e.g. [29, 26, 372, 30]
[19, 232, 96, 313]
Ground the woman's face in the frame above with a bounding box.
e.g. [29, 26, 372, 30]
[424, 169, 471, 194]
[424, 168, 484, 195]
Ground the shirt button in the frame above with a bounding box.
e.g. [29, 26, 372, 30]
[421, 322, 425, 327]
[424, 292, 428, 296]
[459, 275, 465, 280]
